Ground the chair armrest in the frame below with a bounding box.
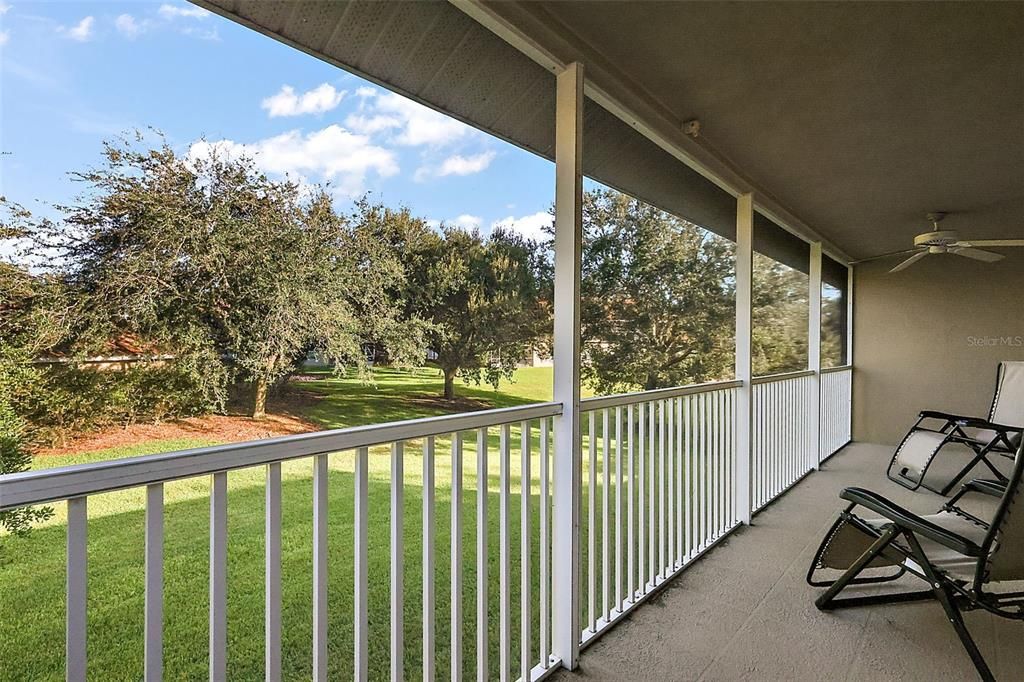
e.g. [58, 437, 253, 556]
[954, 416, 1023, 433]
[961, 479, 1006, 497]
[839, 487, 984, 557]
[919, 410, 970, 422]
[945, 478, 1005, 516]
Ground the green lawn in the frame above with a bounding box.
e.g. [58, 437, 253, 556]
[1, 367, 637, 681]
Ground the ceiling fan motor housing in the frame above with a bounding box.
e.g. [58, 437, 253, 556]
[914, 230, 959, 247]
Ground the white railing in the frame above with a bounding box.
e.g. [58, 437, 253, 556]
[0, 369, 857, 679]
[751, 370, 816, 511]
[0, 402, 563, 682]
[820, 366, 853, 459]
[578, 379, 742, 647]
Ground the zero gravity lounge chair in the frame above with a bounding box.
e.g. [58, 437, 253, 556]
[808, 445, 1024, 681]
[887, 361, 1024, 495]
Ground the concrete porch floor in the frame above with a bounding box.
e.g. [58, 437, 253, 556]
[553, 442, 1023, 681]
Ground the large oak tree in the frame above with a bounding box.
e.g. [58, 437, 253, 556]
[580, 189, 735, 393]
[9, 136, 421, 418]
[406, 225, 550, 400]
[579, 188, 817, 392]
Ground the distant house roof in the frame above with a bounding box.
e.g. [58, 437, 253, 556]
[35, 333, 172, 365]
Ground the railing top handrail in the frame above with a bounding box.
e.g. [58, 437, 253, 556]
[0, 401, 562, 511]
[580, 379, 743, 412]
[751, 369, 815, 385]
[821, 365, 853, 374]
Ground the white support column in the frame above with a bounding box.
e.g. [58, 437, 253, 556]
[808, 242, 823, 469]
[734, 194, 754, 525]
[846, 265, 854, 367]
[846, 264, 855, 442]
[552, 60, 584, 671]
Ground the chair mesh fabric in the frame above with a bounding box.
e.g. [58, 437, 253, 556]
[861, 511, 989, 581]
[972, 428, 1022, 448]
[989, 361, 1024, 427]
[817, 517, 899, 570]
[893, 430, 948, 481]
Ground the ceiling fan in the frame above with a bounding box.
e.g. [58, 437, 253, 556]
[857, 213, 1024, 273]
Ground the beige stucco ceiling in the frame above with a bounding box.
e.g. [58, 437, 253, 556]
[531, 1, 1024, 261]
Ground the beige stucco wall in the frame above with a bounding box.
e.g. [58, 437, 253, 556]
[852, 250, 1024, 445]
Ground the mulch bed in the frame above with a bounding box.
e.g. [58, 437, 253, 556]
[36, 393, 322, 457]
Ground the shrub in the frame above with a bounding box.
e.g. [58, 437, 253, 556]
[0, 402, 53, 541]
[20, 359, 225, 445]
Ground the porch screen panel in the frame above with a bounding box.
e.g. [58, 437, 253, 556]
[582, 100, 815, 273]
[753, 212, 810, 275]
[580, 100, 737, 246]
[821, 255, 849, 367]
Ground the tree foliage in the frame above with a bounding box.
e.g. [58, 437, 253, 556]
[751, 252, 809, 376]
[580, 189, 735, 393]
[821, 286, 845, 367]
[8, 136, 422, 418]
[0, 264, 57, 542]
[579, 188, 823, 392]
[406, 225, 550, 400]
[0, 403, 53, 545]
[2, 135, 830, 427]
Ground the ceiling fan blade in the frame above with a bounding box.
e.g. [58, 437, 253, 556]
[889, 251, 929, 272]
[850, 247, 920, 265]
[954, 239, 1024, 248]
[951, 247, 1004, 263]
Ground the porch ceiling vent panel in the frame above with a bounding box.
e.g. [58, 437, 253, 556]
[196, 0, 814, 269]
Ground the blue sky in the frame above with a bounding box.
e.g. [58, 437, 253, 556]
[0, 1, 557, 244]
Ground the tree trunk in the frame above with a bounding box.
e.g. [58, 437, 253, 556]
[443, 368, 457, 401]
[252, 377, 268, 419]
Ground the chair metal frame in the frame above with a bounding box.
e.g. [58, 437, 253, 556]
[887, 362, 1024, 495]
[810, 464, 1024, 682]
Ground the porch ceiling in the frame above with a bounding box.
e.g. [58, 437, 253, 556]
[496, 1, 1024, 261]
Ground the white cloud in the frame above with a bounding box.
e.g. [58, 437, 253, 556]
[180, 26, 219, 41]
[452, 214, 482, 230]
[60, 16, 94, 42]
[347, 91, 474, 147]
[261, 84, 346, 118]
[0, 30, 8, 46]
[491, 211, 552, 242]
[413, 151, 496, 183]
[385, 94, 471, 146]
[158, 3, 210, 20]
[115, 14, 144, 39]
[437, 151, 496, 177]
[345, 112, 402, 136]
[425, 219, 441, 230]
[355, 86, 377, 99]
[188, 125, 399, 197]
[0, 3, 10, 16]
